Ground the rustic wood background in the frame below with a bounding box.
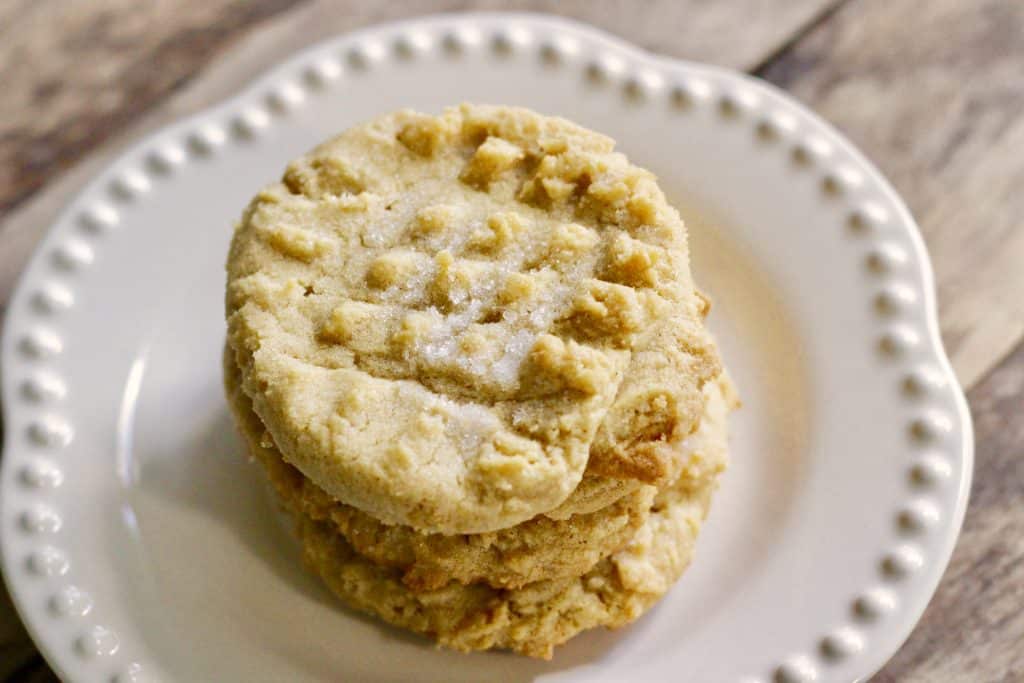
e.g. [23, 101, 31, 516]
[1, 1, 1021, 681]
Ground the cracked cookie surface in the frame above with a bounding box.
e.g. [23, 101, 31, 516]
[226, 104, 718, 533]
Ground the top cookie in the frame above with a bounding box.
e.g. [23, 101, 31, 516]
[226, 104, 716, 534]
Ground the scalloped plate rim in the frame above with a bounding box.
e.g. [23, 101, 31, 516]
[0, 11, 974, 683]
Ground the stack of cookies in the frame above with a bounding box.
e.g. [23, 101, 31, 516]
[223, 104, 737, 659]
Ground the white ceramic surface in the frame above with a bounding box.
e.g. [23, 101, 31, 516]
[0, 13, 973, 683]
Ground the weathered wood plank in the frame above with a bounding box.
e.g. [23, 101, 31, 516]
[0, 0, 306, 216]
[875, 341, 1024, 682]
[756, 0, 1024, 389]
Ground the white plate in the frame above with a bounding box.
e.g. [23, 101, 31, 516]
[0, 13, 972, 683]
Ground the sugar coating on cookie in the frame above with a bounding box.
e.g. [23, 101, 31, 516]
[226, 104, 718, 534]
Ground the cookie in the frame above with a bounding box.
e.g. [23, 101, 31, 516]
[226, 104, 719, 534]
[226, 350, 732, 591]
[543, 291, 721, 520]
[286, 375, 733, 659]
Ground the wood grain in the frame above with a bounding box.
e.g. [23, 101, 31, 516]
[756, 0, 1024, 389]
[0, 0, 305, 216]
[875, 344, 1024, 682]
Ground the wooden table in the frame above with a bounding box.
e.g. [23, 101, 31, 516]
[1, 1, 1021, 680]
